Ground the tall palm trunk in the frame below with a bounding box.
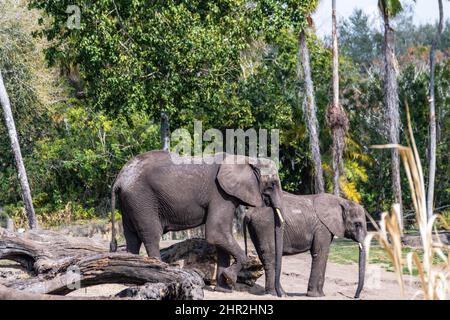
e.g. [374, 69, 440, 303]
[298, 28, 324, 194]
[0, 71, 38, 229]
[382, 13, 403, 230]
[327, 0, 348, 196]
[427, 0, 444, 220]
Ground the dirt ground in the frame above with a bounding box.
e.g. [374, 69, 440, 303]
[71, 240, 423, 300]
[0, 239, 423, 300]
[203, 240, 422, 300]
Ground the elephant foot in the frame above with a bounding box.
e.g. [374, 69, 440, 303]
[215, 273, 233, 293]
[214, 284, 233, 293]
[306, 290, 325, 297]
[265, 289, 277, 296]
[277, 286, 287, 297]
[222, 268, 237, 287]
[266, 286, 287, 297]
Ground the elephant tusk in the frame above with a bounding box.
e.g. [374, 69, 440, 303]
[358, 242, 363, 250]
[275, 208, 284, 224]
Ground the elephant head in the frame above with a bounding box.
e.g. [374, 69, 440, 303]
[314, 194, 367, 298]
[217, 154, 285, 297]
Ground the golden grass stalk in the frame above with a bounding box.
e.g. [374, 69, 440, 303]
[368, 102, 449, 300]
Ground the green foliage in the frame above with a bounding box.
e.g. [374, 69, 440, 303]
[31, 101, 160, 211]
[378, 0, 404, 19]
[254, 0, 318, 37]
[2, 100, 160, 223]
[0, 0, 53, 205]
[29, 0, 259, 130]
[0, 1, 448, 229]
[4, 201, 97, 228]
[330, 239, 444, 276]
[337, 9, 382, 68]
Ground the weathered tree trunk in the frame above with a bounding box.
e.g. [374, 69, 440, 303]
[6, 253, 204, 298]
[0, 71, 38, 229]
[298, 29, 325, 194]
[382, 15, 403, 230]
[161, 112, 170, 151]
[427, 0, 444, 220]
[0, 227, 262, 299]
[0, 228, 204, 299]
[328, 0, 348, 197]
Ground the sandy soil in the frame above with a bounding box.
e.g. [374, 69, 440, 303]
[202, 240, 422, 300]
[0, 240, 423, 300]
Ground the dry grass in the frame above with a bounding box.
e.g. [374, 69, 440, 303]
[369, 104, 449, 300]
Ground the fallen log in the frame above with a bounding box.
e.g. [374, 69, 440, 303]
[5, 253, 204, 298]
[0, 228, 262, 299]
[0, 227, 108, 273]
[0, 228, 204, 299]
[161, 238, 263, 286]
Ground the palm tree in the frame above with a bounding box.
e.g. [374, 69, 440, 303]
[327, 0, 348, 196]
[0, 70, 38, 229]
[298, 21, 325, 194]
[378, 0, 404, 230]
[427, 0, 444, 220]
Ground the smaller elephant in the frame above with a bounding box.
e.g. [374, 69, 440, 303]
[244, 192, 367, 298]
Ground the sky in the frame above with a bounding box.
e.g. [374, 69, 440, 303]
[312, 0, 450, 38]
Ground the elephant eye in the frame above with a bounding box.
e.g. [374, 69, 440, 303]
[354, 222, 362, 228]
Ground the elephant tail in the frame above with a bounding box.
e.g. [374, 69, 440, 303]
[110, 185, 118, 252]
[243, 215, 249, 257]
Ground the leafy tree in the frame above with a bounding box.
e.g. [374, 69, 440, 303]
[29, 0, 258, 130]
[0, 0, 55, 227]
[1, 0, 448, 231]
[338, 9, 382, 69]
[254, 0, 324, 193]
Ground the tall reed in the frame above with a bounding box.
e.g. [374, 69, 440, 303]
[368, 103, 449, 299]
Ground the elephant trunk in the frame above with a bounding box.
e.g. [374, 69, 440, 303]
[354, 242, 366, 299]
[274, 208, 284, 297]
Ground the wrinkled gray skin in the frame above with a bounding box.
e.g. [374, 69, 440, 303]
[244, 192, 367, 298]
[110, 151, 285, 296]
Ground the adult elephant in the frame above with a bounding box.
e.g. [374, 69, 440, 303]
[244, 192, 367, 298]
[110, 151, 285, 296]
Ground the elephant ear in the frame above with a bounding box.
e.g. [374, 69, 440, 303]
[314, 194, 347, 238]
[217, 155, 264, 207]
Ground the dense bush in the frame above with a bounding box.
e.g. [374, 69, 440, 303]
[0, 1, 448, 227]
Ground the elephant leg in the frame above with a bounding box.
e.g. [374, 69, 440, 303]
[141, 225, 163, 259]
[214, 247, 232, 292]
[206, 201, 248, 289]
[307, 227, 333, 297]
[246, 216, 279, 295]
[123, 216, 142, 254]
[121, 191, 162, 259]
